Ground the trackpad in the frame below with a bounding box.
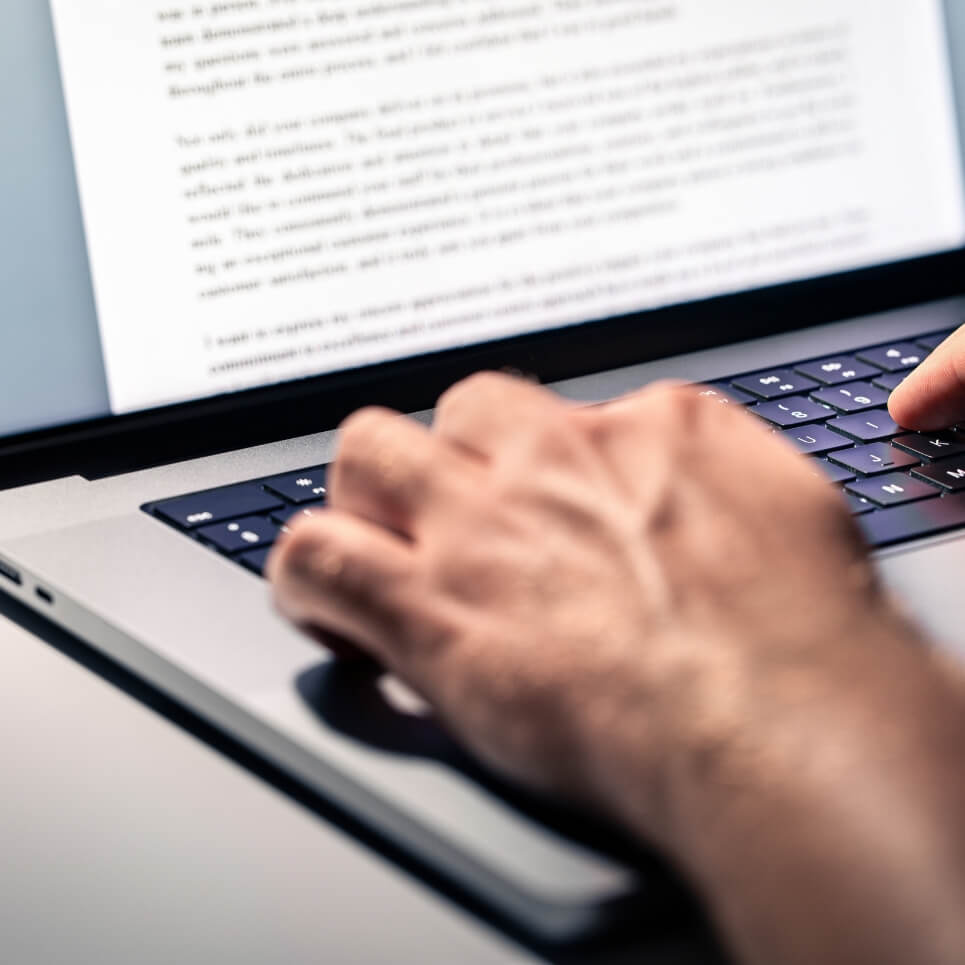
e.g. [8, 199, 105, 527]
[878, 534, 965, 661]
[292, 661, 654, 870]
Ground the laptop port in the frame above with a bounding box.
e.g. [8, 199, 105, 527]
[35, 587, 54, 605]
[0, 558, 22, 586]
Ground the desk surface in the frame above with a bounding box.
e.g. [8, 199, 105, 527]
[0, 600, 725, 965]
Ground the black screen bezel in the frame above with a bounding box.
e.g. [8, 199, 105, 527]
[1, 244, 962, 489]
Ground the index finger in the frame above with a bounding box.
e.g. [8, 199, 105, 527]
[889, 326, 965, 430]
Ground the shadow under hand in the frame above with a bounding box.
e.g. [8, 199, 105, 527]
[294, 661, 679, 879]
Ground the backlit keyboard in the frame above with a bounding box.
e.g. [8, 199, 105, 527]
[144, 328, 965, 577]
[144, 466, 328, 577]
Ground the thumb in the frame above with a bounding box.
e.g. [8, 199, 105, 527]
[888, 326, 965, 431]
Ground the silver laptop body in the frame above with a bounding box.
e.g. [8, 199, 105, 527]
[3, 0, 965, 941]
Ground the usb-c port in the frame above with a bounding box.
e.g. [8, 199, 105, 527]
[0, 559, 22, 586]
[35, 587, 54, 605]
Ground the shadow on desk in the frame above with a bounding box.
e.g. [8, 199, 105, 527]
[0, 591, 731, 965]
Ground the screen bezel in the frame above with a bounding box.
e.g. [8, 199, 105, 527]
[1, 245, 962, 489]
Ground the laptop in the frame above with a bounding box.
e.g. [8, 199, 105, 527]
[4, 0, 965, 942]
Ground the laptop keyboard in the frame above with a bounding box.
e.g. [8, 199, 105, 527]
[144, 468, 329, 577]
[143, 328, 965, 578]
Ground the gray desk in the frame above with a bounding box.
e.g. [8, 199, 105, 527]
[0, 603, 725, 965]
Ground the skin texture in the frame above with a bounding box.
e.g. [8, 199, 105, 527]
[269, 367, 965, 965]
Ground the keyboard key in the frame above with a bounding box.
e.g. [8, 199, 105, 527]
[197, 516, 280, 554]
[915, 330, 954, 351]
[846, 473, 939, 508]
[151, 484, 283, 530]
[829, 443, 919, 477]
[794, 356, 880, 385]
[732, 370, 819, 400]
[239, 547, 272, 577]
[779, 424, 853, 455]
[811, 459, 855, 484]
[911, 458, 965, 492]
[753, 397, 833, 428]
[844, 492, 874, 515]
[893, 432, 965, 462]
[272, 502, 327, 528]
[146, 329, 965, 562]
[699, 383, 756, 405]
[826, 410, 902, 442]
[810, 382, 890, 414]
[262, 467, 329, 504]
[859, 492, 965, 547]
[871, 371, 908, 392]
[856, 343, 926, 372]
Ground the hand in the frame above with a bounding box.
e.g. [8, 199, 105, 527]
[889, 324, 965, 429]
[268, 376, 896, 838]
[268, 375, 965, 965]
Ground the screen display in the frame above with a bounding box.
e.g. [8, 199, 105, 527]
[3, 0, 965, 435]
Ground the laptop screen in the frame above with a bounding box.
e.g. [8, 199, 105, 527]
[3, 0, 965, 438]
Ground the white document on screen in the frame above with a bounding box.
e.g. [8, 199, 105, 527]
[50, 0, 965, 414]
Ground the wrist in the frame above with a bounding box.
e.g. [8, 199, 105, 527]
[657, 608, 953, 874]
[595, 603, 929, 857]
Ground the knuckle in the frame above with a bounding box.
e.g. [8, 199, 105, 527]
[438, 371, 553, 426]
[334, 408, 403, 492]
[638, 381, 720, 441]
[435, 372, 524, 434]
[338, 407, 396, 457]
[638, 379, 695, 414]
[663, 382, 710, 423]
[581, 382, 718, 455]
[574, 405, 615, 447]
[438, 371, 509, 411]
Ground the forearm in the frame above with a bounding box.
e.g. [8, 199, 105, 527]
[679, 733, 965, 965]
[615, 620, 965, 965]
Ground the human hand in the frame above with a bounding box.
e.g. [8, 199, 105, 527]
[267, 375, 907, 844]
[889, 324, 965, 429]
